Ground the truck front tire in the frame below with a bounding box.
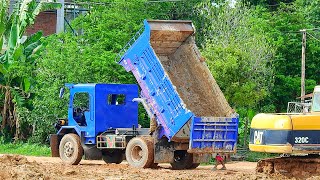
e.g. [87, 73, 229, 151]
[125, 137, 154, 168]
[59, 133, 83, 165]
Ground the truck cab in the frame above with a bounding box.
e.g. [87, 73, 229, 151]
[51, 83, 146, 164]
[58, 83, 139, 144]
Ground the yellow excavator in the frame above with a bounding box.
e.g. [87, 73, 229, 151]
[249, 86, 320, 176]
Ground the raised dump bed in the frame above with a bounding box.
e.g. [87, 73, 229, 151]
[119, 20, 238, 153]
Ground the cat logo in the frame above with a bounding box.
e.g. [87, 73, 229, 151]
[254, 131, 264, 145]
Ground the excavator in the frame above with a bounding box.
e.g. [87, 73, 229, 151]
[249, 85, 320, 177]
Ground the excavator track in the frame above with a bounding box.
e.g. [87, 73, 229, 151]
[256, 155, 320, 178]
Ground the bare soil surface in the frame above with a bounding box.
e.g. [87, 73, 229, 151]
[0, 154, 317, 180]
[257, 157, 320, 179]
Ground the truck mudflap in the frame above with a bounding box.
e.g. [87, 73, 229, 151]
[50, 134, 61, 157]
[188, 116, 239, 154]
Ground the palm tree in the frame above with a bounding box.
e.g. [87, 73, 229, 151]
[0, 0, 60, 140]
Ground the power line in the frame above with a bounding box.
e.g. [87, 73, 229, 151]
[283, 27, 320, 34]
[147, 0, 184, 2]
[282, 31, 300, 33]
[304, 27, 320, 31]
[306, 32, 320, 43]
[265, 2, 293, 7]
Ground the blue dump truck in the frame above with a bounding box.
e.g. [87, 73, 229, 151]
[50, 20, 239, 169]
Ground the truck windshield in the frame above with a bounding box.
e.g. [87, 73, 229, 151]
[312, 92, 320, 112]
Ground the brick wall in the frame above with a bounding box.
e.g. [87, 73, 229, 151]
[26, 11, 57, 36]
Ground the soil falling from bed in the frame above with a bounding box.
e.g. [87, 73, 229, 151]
[157, 37, 234, 117]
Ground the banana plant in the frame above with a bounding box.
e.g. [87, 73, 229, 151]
[0, 0, 61, 140]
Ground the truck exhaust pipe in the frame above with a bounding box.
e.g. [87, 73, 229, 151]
[133, 98, 157, 133]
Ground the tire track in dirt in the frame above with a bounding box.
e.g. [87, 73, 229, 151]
[0, 154, 318, 180]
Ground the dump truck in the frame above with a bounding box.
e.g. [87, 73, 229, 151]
[249, 86, 320, 174]
[50, 20, 239, 169]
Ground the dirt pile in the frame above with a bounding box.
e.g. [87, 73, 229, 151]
[158, 37, 234, 117]
[0, 154, 44, 180]
[0, 154, 31, 165]
[256, 157, 320, 179]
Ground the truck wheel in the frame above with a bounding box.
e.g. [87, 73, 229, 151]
[170, 151, 193, 170]
[143, 137, 158, 168]
[102, 150, 123, 164]
[125, 137, 154, 168]
[187, 163, 200, 169]
[59, 134, 83, 165]
[150, 163, 159, 169]
[83, 144, 102, 160]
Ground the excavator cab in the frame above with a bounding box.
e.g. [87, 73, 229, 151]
[249, 85, 320, 176]
[311, 86, 320, 112]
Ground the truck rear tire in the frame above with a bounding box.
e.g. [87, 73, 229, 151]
[59, 134, 83, 165]
[102, 150, 123, 164]
[125, 137, 154, 168]
[170, 151, 193, 170]
[187, 163, 200, 169]
[143, 137, 158, 168]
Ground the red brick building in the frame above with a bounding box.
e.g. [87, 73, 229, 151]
[26, 11, 57, 36]
[10, 0, 87, 36]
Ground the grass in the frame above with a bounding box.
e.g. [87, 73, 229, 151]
[244, 151, 278, 162]
[0, 143, 51, 157]
[201, 151, 279, 165]
[0, 142, 278, 161]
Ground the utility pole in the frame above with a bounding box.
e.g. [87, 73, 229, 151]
[56, 0, 65, 33]
[9, 0, 14, 15]
[300, 29, 306, 103]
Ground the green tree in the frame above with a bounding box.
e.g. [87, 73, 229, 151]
[0, 0, 60, 141]
[32, 0, 159, 142]
[264, 2, 320, 111]
[195, 2, 276, 148]
[242, 0, 294, 6]
[199, 2, 275, 109]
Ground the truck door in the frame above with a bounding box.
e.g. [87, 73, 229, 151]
[72, 92, 91, 126]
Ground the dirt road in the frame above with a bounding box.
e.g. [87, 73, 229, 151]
[0, 154, 314, 180]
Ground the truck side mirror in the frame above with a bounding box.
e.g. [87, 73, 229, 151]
[59, 87, 65, 98]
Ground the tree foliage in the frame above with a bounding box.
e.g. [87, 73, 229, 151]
[32, 0, 156, 142]
[262, 1, 320, 111]
[0, 0, 319, 145]
[0, 0, 60, 141]
[199, 2, 274, 109]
